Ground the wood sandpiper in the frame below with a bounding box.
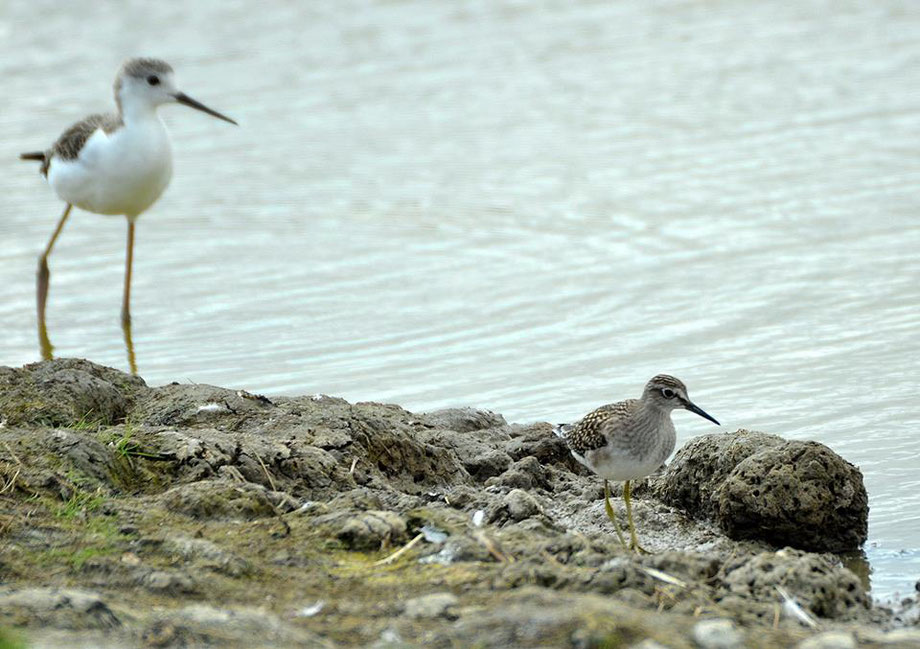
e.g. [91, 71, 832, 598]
[554, 374, 720, 552]
[20, 58, 237, 374]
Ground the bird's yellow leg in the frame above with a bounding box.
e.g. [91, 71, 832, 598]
[121, 220, 134, 328]
[121, 220, 138, 375]
[123, 320, 138, 377]
[604, 479, 628, 548]
[624, 480, 650, 554]
[37, 203, 72, 360]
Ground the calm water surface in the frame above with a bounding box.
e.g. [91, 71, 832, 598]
[2, 0, 919, 599]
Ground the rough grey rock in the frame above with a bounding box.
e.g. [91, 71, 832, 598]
[157, 480, 288, 519]
[141, 570, 196, 594]
[488, 456, 550, 490]
[419, 533, 497, 565]
[796, 631, 857, 649]
[720, 549, 868, 619]
[0, 358, 146, 427]
[500, 489, 542, 521]
[356, 424, 472, 493]
[692, 618, 744, 649]
[654, 430, 786, 519]
[430, 587, 696, 648]
[146, 604, 335, 648]
[416, 425, 513, 482]
[133, 383, 274, 428]
[403, 592, 459, 619]
[422, 407, 506, 432]
[151, 425, 357, 499]
[44, 429, 126, 487]
[0, 588, 119, 629]
[334, 510, 408, 550]
[279, 445, 353, 491]
[162, 535, 250, 576]
[462, 448, 513, 481]
[715, 441, 868, 552]
[656, 431, 868, 552]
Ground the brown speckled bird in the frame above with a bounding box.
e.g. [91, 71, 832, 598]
[554, 375, 720, 552]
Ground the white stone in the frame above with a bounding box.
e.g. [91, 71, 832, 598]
[403, 592, 459, 619]
[797, 631, 857, 649]
[878, 629, 920, 644]
[631, 640, 670, 649]
[692, 618, 743, 649]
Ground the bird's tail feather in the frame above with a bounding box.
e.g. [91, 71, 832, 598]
[20, 151, 50, 176]
[552, 423, 572, 439]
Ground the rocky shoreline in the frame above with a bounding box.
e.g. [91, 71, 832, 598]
[0, 359, 917, 648]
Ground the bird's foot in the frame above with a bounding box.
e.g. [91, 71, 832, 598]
[628, 540, 651, 555]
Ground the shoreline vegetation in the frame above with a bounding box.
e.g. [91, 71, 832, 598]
[0, 358, 917, 648]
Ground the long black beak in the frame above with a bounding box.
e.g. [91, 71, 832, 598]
[173, 92, 238, 125]
[684, 401, 720, 426]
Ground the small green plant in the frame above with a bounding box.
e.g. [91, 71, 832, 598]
[63, 468, 95, 490]
[113, 422, 137, 458]
[0, 627, 26, 649]
[102, 422, 159, 465]
[69, 409, 102, 431]
[69, 546, 112, 570]
[35, 545, 118, 571]
[54, 488, 105, 519]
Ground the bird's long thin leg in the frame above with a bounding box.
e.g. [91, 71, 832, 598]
[121, 220, 134, 327]
[604, 479, 628, 549]
[37, 203, 73, 360]
[624, 480, 650, 554]
[121, 220, 138, 375]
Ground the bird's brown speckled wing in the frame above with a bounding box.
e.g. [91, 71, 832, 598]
[51, 113, 123, 161]
[558, 400, 638, 457]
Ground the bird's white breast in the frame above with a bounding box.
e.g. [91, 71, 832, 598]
[581, 414, 676, 481]
[48, 117, 173, 218]
[582, 446, 665, 481]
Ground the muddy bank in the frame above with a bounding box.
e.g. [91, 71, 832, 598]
[0, 359, 916, 649]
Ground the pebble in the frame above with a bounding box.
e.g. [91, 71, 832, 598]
[797, 631, 856, 649]
[403, 592, 459, 620]
[631, 640, 670, 649]
[336, 510, 407, 550]
[692, 618, 743, 649]
[878, 629, 920, 644]
[142, 570, 195, 594]
[502, 488, 541, 521]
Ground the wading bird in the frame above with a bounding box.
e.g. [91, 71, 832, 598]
[554, 375, 720, 552]
[21, 57, 237, 373]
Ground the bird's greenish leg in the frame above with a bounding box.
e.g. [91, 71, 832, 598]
[604, 479, 627, 548]
[624, 480, 650, 554]
[37, 203, 72, 361]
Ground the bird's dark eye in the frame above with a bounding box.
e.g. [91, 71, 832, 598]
[661, 388, 676, 399]
[147, 75, 160, 86]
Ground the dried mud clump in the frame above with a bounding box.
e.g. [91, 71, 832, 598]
[716, 442, 868, 552]
[656, 431, 868, 552]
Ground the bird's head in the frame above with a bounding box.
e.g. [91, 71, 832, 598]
[643, 374, 720, 425]
[114, 57, 237, 125]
